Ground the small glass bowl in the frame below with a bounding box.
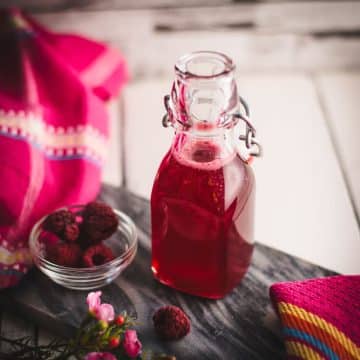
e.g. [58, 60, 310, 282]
[29, 205, 138, 290]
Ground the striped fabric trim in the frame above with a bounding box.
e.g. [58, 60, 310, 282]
[0, 246, 32, 266]
[0, 267, 25, 277]
[0, 109, 108, 164]
[278, 302, 360, 360]
[0, 266, 27, 287]
[286, 340, 326, 360]
[284, 328, 339, 360]
[281, 313, 358, 360]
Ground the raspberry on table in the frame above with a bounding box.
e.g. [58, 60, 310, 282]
[82, 243, 115, 267]
[153, 306, 191, 340]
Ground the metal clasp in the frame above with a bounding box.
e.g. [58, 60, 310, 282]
[162, 95, 172, 128]
[235, 96, 262, 158]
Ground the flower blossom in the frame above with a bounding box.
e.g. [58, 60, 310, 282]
[86, 291, 115, 323]
[123, 330, 142, 358]
[84, 352, 116, 360]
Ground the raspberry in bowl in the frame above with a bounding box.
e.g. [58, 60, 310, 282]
[29, 202, 138, 290]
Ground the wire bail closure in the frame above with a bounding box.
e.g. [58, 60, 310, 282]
[162, 95, 262, 159]
[162, 95, 172, 128]
[236, 96, 262, 158]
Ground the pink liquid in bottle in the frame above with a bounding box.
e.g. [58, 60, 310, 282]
[151, 137, 255, 299]
[151, 51, 258, 298]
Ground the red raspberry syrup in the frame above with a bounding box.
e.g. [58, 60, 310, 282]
[151, 136, 255, 299]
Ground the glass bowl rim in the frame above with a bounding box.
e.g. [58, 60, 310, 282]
[29, 205, 138, 272]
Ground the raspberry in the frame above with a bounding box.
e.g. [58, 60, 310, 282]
[43, 210, 76, 238]
[82, 244, 115, 267]
[153, 306, 190, 340]
[39, 231, 60, 246]
[64, 223, 79, 242]
[81, 202, 119, 245]
[47, 243, 82, 267]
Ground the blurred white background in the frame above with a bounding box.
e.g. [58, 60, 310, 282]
[15, 0, 360, 273]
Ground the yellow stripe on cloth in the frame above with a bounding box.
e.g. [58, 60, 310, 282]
[278, 302, 360, 359]
[286, 340, 325, 360]
[0, 246, 32, 266]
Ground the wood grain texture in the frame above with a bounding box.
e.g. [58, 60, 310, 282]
[7, 0, 234, 12]
[8, 0, 354, 12]
[37, 328, 56, 346]
[0, 312, 36, 352]
[123, 75, 360, 274]
[315, 71, 360, 223]
[0, 186, 335, 360]
[32, 2, 360, 78]
[243, 73, 360, 274]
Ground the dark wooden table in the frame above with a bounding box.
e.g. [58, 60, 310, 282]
[0, 185, 334, 359]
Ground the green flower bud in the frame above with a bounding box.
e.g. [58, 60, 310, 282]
[98, 320, 108, 330]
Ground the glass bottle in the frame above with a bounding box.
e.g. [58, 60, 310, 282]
[151, 51, 261, 299]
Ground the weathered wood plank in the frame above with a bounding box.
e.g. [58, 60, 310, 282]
[31, 2, 360, 76]
[123, 75, 360, 274]
[315, 71, 360, 222]
[7, 0, 339, 13]
[152, 2, 360, 34]
[245, 73, 360, 274]
[0, 312, 36, 352]
[0, 313, 66, 355]
[37, 328, 57, 346]
[8, 0, 234, 12]
[0, 185, 335, 360]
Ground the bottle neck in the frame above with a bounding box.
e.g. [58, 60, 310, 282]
[169, 52, 239, 129]
[171, 128, 237, 169]
[168, 51, 243, 167]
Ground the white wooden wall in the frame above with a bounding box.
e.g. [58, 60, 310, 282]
[24, 1, 360, 273]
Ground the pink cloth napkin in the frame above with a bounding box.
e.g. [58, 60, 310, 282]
[0, 8, 128, 287]
[270, 275, 360, 359]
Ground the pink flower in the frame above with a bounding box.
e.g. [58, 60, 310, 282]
[87, 291, 102, 314]
[123, 330, 142, 358]
[97, 303, 115, 322]
[86, 291, 115, 323]
[84, 352, 116, 360]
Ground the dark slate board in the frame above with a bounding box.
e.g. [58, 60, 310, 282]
[0, 185, 335, 360]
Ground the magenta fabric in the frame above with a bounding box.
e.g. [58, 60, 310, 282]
[0, 8, 128, 287]
[270, 275, 360, 359]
